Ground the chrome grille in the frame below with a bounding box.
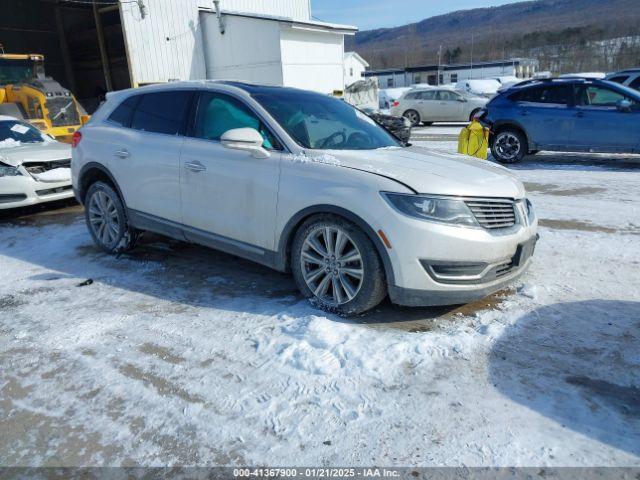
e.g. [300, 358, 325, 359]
[465, 199, 517, 229]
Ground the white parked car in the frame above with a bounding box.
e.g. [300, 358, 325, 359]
[391, 88, 488, 126]
[0, 116, 73, 209]
[456, 79, 501, 98]
[72, 82, 538, 315]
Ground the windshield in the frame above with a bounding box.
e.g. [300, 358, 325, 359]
[0, 120, 48, 145]
[0, 59, 34, 85]
[253, 90, 401, 150]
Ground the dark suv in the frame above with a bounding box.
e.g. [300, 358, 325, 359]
[477, 78, 640, 163]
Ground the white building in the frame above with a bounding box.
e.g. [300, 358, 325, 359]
[2, 0, 356, 109]
[119, 0, 357, 94]
[343, 51, 369, 87]
[365, 59, 539, 89]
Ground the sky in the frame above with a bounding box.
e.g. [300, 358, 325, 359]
[311, 0, 521, 30]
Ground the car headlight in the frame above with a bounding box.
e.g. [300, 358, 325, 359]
[525, 198, 536, 224]
[0, 163, 22, 177]
[382, 192, 479, 228]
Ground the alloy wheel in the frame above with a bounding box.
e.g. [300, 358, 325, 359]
[494, 132, 521, 161]
[88, 190, 120, 248]
[403, 110, 420, 126]
[300, 226, 364, 306]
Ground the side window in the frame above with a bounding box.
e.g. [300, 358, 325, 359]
[577, 86, 626, 107]
[108, 95, 139, 127]
[193, 92, 280, 150]
[130, 91, 192, 135]
[608, 75, 629, 84]
[419, 91, 436, 100]
[515, 85, 571, 105]
[436, 90, 458, 101]
[404, 92, 419, 100]
[629, 76, 640, 90]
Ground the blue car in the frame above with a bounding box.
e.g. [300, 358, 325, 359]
[476, 78, 640, 163]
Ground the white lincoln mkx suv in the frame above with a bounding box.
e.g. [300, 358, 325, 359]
[72, 81, 538, 315]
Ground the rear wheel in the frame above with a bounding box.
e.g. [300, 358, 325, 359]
[403, 109, 421, 127]
[291, 216, 386, 315]
[491, 128, 528, 164]
[85, 182, 138, 253]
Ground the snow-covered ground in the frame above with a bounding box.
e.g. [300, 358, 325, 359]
[1, 142, 639, 467]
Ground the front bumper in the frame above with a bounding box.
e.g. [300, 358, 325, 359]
[375, 205, 538, 307]
[0, 175, 74, 209]
[388, 242, 535, 306]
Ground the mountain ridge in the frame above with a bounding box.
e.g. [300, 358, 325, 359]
[348, 0, 640, 72]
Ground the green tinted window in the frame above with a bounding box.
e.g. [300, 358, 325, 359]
[194, 93, 279, 150]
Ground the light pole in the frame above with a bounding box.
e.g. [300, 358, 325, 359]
[437, 45, 442, 85]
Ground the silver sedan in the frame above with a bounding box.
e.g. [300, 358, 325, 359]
[391, 88, 488, 126]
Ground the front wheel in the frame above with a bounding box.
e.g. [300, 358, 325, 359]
[491, 129, 528, 164]
[85, 181, 138, 254]
[291, 216, 387, 315]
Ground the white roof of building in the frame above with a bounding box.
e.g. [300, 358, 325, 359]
[345, 52, 370, 67]
[216, 9, 358, 34]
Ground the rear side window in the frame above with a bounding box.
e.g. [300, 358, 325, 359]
[108, 95, 139, 127]
[513, 85, 572, 105]
[404, 92, 419, 100]
[630, 76, 640, 90]
[418, 91, 436, 100]
[130, 91, 192, 135]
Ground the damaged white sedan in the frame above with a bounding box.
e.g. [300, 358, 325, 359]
[0, 116, 73, 209]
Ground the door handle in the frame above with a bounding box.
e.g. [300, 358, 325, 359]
[184, 161, 206, 173]
[114, 149, 130, 159]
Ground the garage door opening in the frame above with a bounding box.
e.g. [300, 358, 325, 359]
[1, 0, 132, 113]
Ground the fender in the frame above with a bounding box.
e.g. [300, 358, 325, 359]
[76, 162, 125, 205]
[275, 204, 397, 286]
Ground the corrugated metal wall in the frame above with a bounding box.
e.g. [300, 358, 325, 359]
[119, 0, 311, 86]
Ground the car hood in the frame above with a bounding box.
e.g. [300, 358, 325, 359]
[0, 142, 71, 167]
[310, 145, 525, 199]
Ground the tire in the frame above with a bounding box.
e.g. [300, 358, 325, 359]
[491, 128, 528, 164]
[84, 181, 138, 254]
[403, 109, 421, 127]
[291, 215, 387, 316]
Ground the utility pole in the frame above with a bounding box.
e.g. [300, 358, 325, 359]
[470, 34, 475, 79]
[437, 45, 442, 85]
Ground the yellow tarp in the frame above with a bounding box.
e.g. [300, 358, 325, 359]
[458, 121, 489, 160]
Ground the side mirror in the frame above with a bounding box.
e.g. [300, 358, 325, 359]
[617, 99, 632, 113]
[221, 128, 270, 159]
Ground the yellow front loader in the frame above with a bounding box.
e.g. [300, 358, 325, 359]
[0, 52, 88, 143]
